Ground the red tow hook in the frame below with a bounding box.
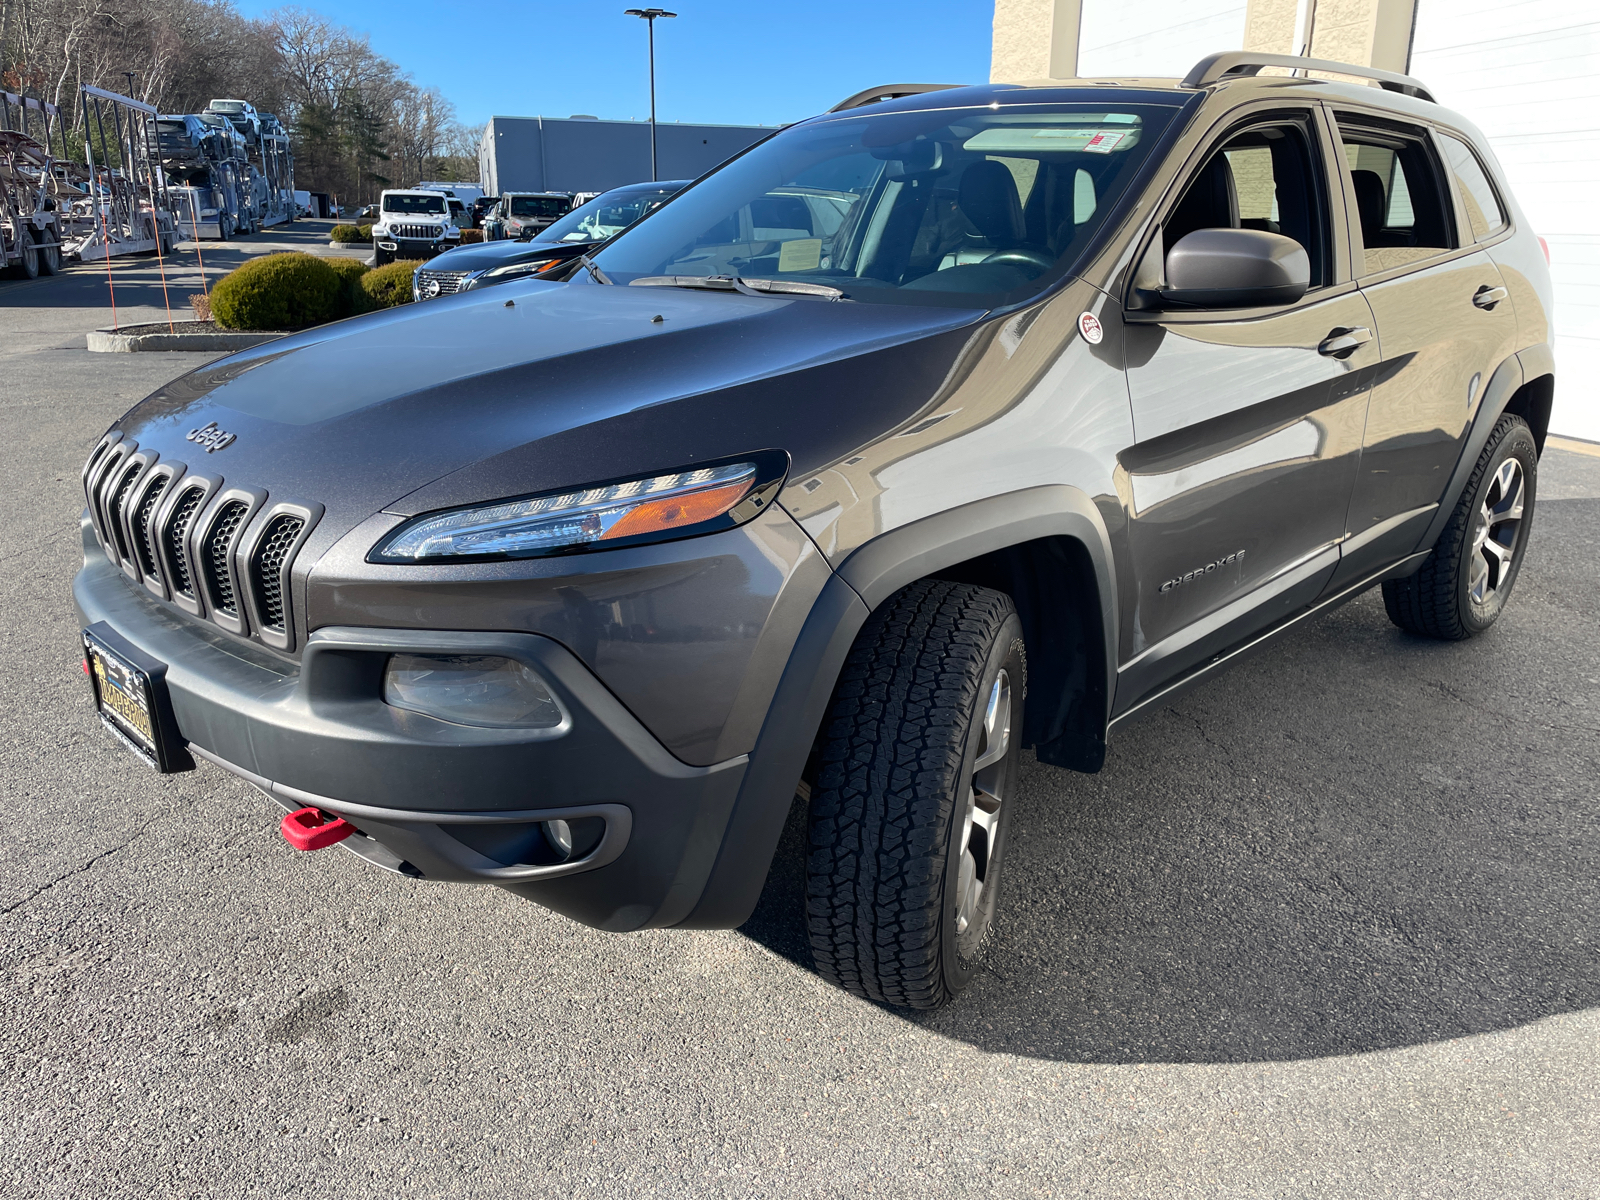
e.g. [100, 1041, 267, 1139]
[280, 807, 356, 851]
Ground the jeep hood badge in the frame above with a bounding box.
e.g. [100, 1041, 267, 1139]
[186, 421, 236, 452]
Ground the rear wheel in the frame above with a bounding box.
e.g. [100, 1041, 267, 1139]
[1383, 413, 1538, 639]
[806, 579, 1025, 1009]
[34, 226, 61, 275]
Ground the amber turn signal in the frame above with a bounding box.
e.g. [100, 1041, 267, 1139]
[599, 480, 753, 541]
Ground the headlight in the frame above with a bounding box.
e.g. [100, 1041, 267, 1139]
[370, 453, 786, 563]
[385, 654, 566, 729]
[483, 258, 560, 279]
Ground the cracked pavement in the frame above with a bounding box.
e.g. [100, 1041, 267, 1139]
[3, 225, 1599, 1198]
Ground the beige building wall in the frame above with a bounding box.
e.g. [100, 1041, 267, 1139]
[990, 0, 1082, 82]
[993, 0, 1419, 82]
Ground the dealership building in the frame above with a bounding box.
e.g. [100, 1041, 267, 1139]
[992, 0, 1597, 440]
[476, 115, 774, 198]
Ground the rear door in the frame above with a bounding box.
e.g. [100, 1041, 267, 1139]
[1328, 112, 1521, 587]
[1116, 107, 1377, 715]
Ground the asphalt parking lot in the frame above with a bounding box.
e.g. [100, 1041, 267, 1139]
[3, 226, 1598, 1198]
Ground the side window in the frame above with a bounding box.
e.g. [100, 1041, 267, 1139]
[1337, 124, 1454, 274]
[1164, 118, 1330, 287]
[1438, 133, 1506, 242]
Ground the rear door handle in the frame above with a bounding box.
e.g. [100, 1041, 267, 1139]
[1318, 326, 1372, 357]
[1473, 285, 1509, 309]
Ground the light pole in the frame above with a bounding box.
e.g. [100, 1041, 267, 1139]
[624, 8, 676, 181]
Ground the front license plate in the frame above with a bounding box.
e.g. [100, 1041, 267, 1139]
[82, 624, 192, 774]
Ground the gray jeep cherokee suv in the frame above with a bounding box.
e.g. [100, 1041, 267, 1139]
[75, 53, 1555, 1009]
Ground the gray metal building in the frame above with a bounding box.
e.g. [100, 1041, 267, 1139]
[477, 115, 776, 197]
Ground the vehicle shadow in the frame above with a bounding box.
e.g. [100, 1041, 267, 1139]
[741, 584, 1600, 1063]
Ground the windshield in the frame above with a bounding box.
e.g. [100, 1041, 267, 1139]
[383, 194, 447, 215]
[592, 102, 1180, 306]
[544, 186, 679, 244]
[509, 196, 570, 218]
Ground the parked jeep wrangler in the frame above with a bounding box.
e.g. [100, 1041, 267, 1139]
[75, 54, 1554, 1008]
[371, 188, 461, 264]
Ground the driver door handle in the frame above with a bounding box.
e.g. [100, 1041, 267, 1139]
[1473, 285, 1509, 309]
[1318, 326, 1372, 357]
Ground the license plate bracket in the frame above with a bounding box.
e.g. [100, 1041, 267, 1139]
[82, 622, 194, 774]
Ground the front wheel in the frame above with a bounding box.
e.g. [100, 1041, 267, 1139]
[1383, 413, 1538, 639]
[12, 230, 40, 278]
[806, 579, 1026, 1009]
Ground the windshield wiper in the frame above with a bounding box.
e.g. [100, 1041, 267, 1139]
[576, 253, 613, 285]
[628, 274, 845, 300]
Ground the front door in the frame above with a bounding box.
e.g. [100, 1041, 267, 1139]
[1330, 116, 1523, 586]
[1116, 110, 1376, 716]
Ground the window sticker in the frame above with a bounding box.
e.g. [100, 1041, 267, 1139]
[1082, 131, 1126, 154]
[778, 238, 823, 272]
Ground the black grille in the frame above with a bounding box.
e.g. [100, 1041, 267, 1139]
[165, 486, 206, 598]
[392, 223, 440, 240]
[106, 463, 142, 563]
[202, 501, 248, 615]
[130, 475, 169, 579]
[249, 516, 304, 631]
[82, 443, 318, 646]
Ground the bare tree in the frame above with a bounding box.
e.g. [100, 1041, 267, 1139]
[1, 0, 471, 202]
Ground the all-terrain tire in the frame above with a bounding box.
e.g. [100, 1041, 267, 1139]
[806, 579, 1026, 1009]
[1382, 413, 1538, 639]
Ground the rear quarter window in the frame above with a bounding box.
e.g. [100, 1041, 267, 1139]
[1438, 133, 1507, 242]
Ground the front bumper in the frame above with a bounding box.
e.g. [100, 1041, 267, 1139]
[73, 539, 748, 931]
[373, 235, 457, 259]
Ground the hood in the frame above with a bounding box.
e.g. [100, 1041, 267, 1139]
[109, 279, 986, 561]
[424, 238, 583, 273]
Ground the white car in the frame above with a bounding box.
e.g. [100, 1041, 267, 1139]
[370, 189, 462, 265]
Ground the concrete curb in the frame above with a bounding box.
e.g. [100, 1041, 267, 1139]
[87, 328, 285, 353]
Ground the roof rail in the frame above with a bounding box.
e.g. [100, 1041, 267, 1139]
[829, 83, 960, 113]
[1181, 51, 1435, 103]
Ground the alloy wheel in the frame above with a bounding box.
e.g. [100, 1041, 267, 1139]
[1469, 457, 1525, 605]
[955, 668, 1011, 945]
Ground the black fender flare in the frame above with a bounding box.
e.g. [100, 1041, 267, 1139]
[677, 484, 1118, 929]
[1413, 346, 1546, 555]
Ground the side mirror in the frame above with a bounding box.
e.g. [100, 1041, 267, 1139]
[1161, 228, 1309, 309]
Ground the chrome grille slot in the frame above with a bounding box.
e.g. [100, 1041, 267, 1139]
[202, 500, 249, 616]
[416, 270, 471, 295]
[165, 485, 206, 598]
[130, 474, 169, 579]
[106, 463, 142, 564]
[81, 440, 110, 505]
[249, 515, 304, 632]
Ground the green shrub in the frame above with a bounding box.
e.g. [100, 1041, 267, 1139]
[324, 256, 372, 317]
[360, 260, 424, 310]
[211, 252, 342, 330]
[358, 223, 373, 240]
[329, 223, 362, 242]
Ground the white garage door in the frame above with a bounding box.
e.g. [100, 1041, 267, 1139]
[1077, 0, 1247, 79]
[1410, 0, 1600, 441]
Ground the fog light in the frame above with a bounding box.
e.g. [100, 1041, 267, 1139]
[384, 654, 566, 729]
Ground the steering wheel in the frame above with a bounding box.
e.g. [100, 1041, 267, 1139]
[981, 248, 1056, 275]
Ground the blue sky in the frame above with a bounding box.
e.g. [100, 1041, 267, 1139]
[237, 0, 997, 130]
